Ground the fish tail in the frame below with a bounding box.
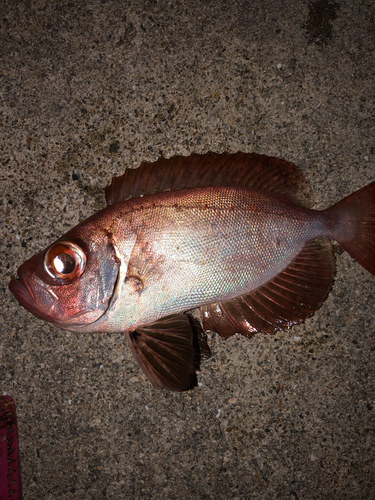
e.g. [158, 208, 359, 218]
[325, 181, 375, 276]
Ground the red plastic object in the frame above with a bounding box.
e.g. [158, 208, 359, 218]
[0, 396, 22, 500]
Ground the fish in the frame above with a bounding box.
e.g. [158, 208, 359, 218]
[9, 152, 375, 391]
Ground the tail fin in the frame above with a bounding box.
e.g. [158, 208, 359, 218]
[327, 181, 375, 276]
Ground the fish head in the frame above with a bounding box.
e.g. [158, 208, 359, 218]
[9, 224, 120, 329]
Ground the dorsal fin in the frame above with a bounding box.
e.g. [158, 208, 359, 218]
[105, 152, 312, 207]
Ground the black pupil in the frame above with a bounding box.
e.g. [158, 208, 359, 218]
[56, 253, 76, 274]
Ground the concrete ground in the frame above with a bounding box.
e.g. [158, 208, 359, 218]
[1, 0, 374, 498]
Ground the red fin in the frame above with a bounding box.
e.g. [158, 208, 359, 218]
[106, 152, 312, 207]
[326, 181, 375, 276]
[200, 237, 334, 336]
[126, 313, 209, 391]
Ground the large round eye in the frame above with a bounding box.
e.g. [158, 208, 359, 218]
[44, 241, 86, 282]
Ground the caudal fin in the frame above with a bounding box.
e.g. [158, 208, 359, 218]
[328, 181, 375, 276]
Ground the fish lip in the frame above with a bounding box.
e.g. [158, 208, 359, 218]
[9, 268, 47, 322]
[20, 268, 38, 301]
[9, 270, 37, 305]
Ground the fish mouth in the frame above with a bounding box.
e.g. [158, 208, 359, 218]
[9, 269, 69, 324]
[9, 272, 86, 326]
[9, 271, 47, 321]
[9, 272, 36, 307]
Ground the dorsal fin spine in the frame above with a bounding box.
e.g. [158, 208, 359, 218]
[159, 159, 173, 192]
[198, 155, 219, 185]
[185, 154, 209, 186]
[132, 166, 142, 198]
[144, 161, 157, 195]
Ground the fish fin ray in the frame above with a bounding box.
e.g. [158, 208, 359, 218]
[105, 152, 312, 207]
[126, 313, 209, 391]
[327, 181, 375, 276]
[200, 237, 334, 336]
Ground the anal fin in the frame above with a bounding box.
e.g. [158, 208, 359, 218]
[200, 237, 334, 336]
[127, 313, 210, 391]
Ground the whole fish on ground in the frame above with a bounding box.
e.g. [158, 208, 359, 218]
[9, 152, 375, 391]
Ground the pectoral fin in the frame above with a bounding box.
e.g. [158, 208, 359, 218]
[126, 313, 210, 391]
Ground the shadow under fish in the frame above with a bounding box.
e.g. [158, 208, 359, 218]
[9, 152, 375, 391]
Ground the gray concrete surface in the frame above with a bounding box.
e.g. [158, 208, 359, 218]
[1, 0, 374, 498]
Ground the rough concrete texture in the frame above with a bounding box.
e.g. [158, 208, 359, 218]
[1, 0, 374, 498]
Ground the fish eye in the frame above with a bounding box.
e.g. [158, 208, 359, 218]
[44, 241, 86, 282]
[53, 253, 76, 274]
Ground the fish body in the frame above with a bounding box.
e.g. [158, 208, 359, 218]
[9, 152, 375, 391]
[60, 187, 335, 333]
